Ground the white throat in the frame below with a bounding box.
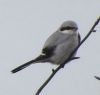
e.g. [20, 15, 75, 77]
[59, 30, 74, 34]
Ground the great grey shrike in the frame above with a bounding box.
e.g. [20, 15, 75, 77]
[11, 20, 81, 73]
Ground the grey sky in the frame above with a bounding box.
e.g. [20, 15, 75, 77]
[0, 0, 100, 95]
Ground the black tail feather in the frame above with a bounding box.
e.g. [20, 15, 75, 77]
[11, 54, 48, 73]
[11, 59, 35, 73]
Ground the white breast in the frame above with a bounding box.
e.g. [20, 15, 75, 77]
[49, 33, 78, 65]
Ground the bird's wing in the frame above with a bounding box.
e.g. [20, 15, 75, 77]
[42, 46, 56, 57]
[43, 31, 70, 48]
[42, 31, 70, 57]
[78, 33, 81, 44]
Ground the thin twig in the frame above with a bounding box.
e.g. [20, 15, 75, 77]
[35, 17, 100, 95]
[35, 57, 80, 95]
[94, 76, 100, 80]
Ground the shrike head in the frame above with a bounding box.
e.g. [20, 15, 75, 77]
[59, 21, 78, 33]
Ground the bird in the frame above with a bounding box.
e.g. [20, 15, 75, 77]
[11, 20, 81, 73]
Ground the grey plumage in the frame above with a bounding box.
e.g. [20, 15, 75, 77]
[11, 20, 80, 73]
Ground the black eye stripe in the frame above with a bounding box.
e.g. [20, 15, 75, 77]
[60, 26, 77, 31]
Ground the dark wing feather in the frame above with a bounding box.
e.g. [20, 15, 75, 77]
[42, 46, 56, 57]
[78, 33, 81, 44]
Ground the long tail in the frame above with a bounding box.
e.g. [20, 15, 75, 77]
[11, 54, 47, 73]
[11, 59, 36, 73]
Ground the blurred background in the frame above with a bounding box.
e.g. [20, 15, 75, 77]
[0, 0, 100, 95]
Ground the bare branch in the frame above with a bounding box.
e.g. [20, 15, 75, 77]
[94, 76, 100, 80]
[35, 17, 100, 95]
[36, 57, 79, 95]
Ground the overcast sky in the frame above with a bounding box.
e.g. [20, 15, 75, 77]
[0, 0, 100, 95]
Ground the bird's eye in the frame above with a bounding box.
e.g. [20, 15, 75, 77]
[60, 26, 77, 31]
